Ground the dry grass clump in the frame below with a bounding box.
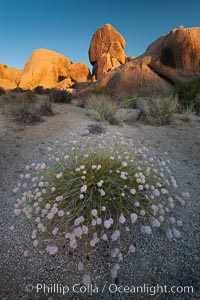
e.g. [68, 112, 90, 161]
[83, 94, 121, 125]
[137, 96, 178, 126]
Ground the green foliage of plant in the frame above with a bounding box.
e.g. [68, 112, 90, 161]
[119, 95, 138, 109]
[174, 79, 200, 113]
[13, 133, 187, 282]
[50, 88, 72, 103]
[137, 96, 178, 126]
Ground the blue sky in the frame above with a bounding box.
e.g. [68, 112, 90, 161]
[0, 0, 199, 69]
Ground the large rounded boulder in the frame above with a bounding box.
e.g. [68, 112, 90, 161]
[89, 24, 126, 79]
[146, 26, 200, 83]
[19, 48, 72, 89]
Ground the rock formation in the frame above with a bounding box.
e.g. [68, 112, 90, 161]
[97, 56, 172, 96]
[69, 62, 91, 82]
[0, 64, 22, 90]
[89, 24, 126, 79]
[92, 26, 200, 96]
[19, 48, 72, 89]
[19, 49, 91, 90]
[146, 26, 200, 83]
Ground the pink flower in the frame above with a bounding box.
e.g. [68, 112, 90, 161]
[111, 230, 120, 241]
[104, 220, 111, 229]
[151, 219, 161, 228]
[52, 227, 59, 235]
[81, 185, 87, 193]
[101, 206, 106, 211]
[14, 209, 21, 216]
[91, 209, 97, 216]
[24, 250, 29, 257]
[47, 212, 54, 220]
[119, 214, 126, 224]
[153, 189, 160, 197]
[82, 225, 88, 235]
[130, 189, 136, 195]
[51, 207, 58, 214]
[58, 210, 64, 217]
[56, 173, 63, 179]
[129, 245, 136, 253]
[47, 245, 58, 255]
[74, 227, 82, 237]
[99, 189, 105, 196]
[101, 233, 108, 241]
[82, 274, 91, 285]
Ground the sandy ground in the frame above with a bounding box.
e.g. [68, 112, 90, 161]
[0, 103, 200, 299]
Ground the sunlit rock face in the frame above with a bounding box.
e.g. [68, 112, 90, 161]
[19, 49, 91, 89]
[89, 24, 126, 79]
[19, 48, 72, 89]
[91, 26, 200, 96]
[145, 26, 200, 83]
[0, 64, 22, 90]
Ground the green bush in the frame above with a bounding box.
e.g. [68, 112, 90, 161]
[174, 79, 200, 113]
[50, 88, 72, 103]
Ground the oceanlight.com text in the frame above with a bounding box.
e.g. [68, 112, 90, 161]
[25, 283, 194, 296]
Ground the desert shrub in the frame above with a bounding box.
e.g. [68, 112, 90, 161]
[76, 86, 111, 101]
[0, 87, 6, 96]
[84, 94, 121, 125]
[11, 87, 26, 93]
[39, 96, 54, 116]
[137, 96, 178, 125]
[174, 79, 200, 113]
[34, 86, 44, 95]
[6, 93, 41, 123]
[90, 86, 110, 95]
[13, 133, 188, 283]
[50, 88, 72, 103]
[25, 90, 37, 102]
[118, 95, 138, 109]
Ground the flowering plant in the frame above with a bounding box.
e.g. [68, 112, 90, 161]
[13, 132, 188, 284]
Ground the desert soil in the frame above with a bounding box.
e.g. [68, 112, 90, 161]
[0, 103, 199, 300]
